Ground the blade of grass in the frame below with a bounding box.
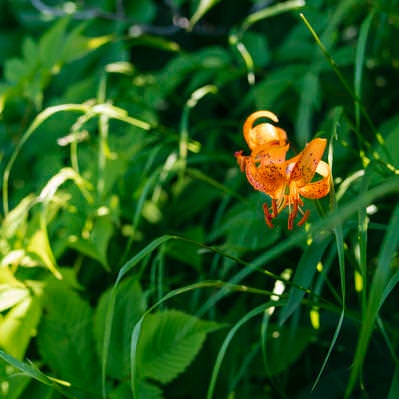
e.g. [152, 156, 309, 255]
[189, 0, 222, 30]
[357, 174, 370, 313]
[206, 302, 276, 399]
[239, 0, 305, 34]
[130, 279, 268, 399]
[0, 349, 71, 394]
[313, 110, 346, 389]
[179, 85, 217, 180]
[97, 72, 108, 199]
[2, 103, 151, 215]
[299, 13, 392, 169]
[388, 363, 399, 399]
[101, 234, 175, 399]
[354, 12, 375, 133]
[279, 237, 331, 325]
[103, 175, 399, 398]
[345, 203, 399, 398]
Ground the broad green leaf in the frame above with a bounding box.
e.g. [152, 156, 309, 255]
[27, 227, 61, 279]
[295, 71, 320, 145]
[125, 0, 157, 24]
[279, 237, 331, 325]
[94, 278, 147, 380]
[377, 113, 399, 170]
[137, 309, 223, 384]
[0, 294, 42, 359]
[211, 193, 281, 253]
[265, 326, 315, 376]
[253, 65, 307, 108]
[241, 31, 270, 68]
[388, 363, 399, 399]
[39, 17, 69, 70]
[68, 209, 115, 270]
[37, 281, 100, 394]
[1, 194, 35, 239]
[109, 380, 163, 399]
[4, 58, 27, 84]
[0, 286, 29, 312]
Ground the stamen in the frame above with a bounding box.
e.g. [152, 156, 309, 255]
[263, 203, 274, 228]
[287, 205, 296, 230]
[272, 199, 278, 217]
[297, 210, 310, 226]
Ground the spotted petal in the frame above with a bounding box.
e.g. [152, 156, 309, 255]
[290, 138, 327, 187]
[244, 144, 288, 198]
[298, 160, 330, 199]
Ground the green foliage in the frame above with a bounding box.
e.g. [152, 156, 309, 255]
[1, 0, 399, 398]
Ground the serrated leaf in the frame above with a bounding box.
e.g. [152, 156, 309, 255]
[94, 278, 147, 380]
[137, 309, 223, 384]
[109, 379, 163, 399]
[37, 281, 100, 392]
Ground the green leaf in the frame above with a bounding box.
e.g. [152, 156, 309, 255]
[94, 278, 147, 380]
[0, 358, 31, 399]
[1, 194, 35, 240]
[4, 58, 28, 84]
[241, 31, 270, 68]
[137, 309, 223, 384]
[0, 349, 71, 397]
[125, 0, 157, 24]
[165, 226, 205, 270]
[377, 113, 399, 170]
[189, 0, 222, 30]
[346, 203, 399, 397]
[0, 286, 29, 312]
[279, 237, 331, 325]
[109, 380, 163, 399]
[37, 281, 100, 393]
[211, 193, 281, 253]
[0, 294, 42, 359]
[265, 326, 315, 376]
[68, 210, 115, 270]
[39, 17, 69, 70]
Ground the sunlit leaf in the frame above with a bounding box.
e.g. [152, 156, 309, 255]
[137, 309, 223, 384]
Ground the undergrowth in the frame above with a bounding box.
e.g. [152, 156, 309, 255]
[1, 1, 399, 398]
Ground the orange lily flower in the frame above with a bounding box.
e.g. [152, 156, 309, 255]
[235, 110, 331, 229]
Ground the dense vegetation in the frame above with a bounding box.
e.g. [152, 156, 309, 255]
[1, 0, 399, 398]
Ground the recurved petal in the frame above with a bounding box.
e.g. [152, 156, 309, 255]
[243, 110, 287, 150]
[290, 138, 327, 187]
[298, 160, 331, 199]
